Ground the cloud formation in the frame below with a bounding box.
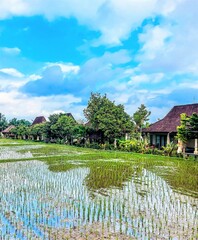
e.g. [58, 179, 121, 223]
[0, 0, 197, 122]
[138, 0, 198, 75]
[0, 0, 184, 46]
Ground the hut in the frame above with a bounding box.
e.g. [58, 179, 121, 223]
[143, 103, 198, 153]
[32, 116, 47, 125]
[1, 125, 16, 138]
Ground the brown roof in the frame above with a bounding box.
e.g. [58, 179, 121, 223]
[32, 116, 46, 125]
[143, 103, 198, 133]
[65, 113, 75, 120]
[2, 125, 16, 133]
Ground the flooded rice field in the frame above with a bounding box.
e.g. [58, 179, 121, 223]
[0, 141, 197, 239]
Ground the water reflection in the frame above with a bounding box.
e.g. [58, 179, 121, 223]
[0, 160, 197, 239]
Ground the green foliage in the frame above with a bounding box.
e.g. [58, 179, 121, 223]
[29, 123, 45, 139]
[118, 139, 148, 153]
[84, 93, 133, 142]
[133, 104, 151, 132]
[177, 113, 198, 143]
[0, 113, 8, 132]
[11, 125, 30, 139]
[188, 113, 198, 139]
[162, 142, 177, 157]
[51, 115, 77, 142]
[9, 118, 31, 127]
[43, 113, 86, 144]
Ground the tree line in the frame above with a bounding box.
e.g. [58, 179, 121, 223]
[0, 93, 151, 147]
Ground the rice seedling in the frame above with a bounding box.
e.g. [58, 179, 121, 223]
[0, 139, 197, 239]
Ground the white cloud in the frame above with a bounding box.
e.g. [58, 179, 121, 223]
[138, 26, 172, 60]
[0, 47, 21, 55]
[0, 89, 82, 120]
[126, 72, 164, 88]
[155, 0, 184, 16]
[138, 0, 198, 75]
[91, 0, 158, 46]
[28, 74, 42, 81]
[0, 0, 161, 46]
[0, 0, 195, 50]
[45, 62, 80, 76]
[79, 50, 132, 86]
[0, 68, 24, 78]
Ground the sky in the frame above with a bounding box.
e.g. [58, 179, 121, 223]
[0, 0, 198, 123]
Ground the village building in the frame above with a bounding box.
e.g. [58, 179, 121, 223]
[143, 103, 198, 154]
[32, 116, 47, 125]
[1, 125, 16, 138]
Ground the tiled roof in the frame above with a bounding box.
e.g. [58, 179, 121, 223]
[143, 103, 198, 133]
[65, 113, 75, 120]
[32, 116, 46, 125]
[2, 125, 16, 133]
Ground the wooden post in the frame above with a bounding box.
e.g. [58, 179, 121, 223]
[114, 138, 117, 149]
[167, 133, 170, 145]
[194, 138, 198, 154]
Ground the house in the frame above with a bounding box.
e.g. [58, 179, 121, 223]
[32, 116, 47, 125]
[64, 113, 76, 121]
[1, 125, 16, 138]
[31, 116, 47, 141]
[143, 103, 198, 153]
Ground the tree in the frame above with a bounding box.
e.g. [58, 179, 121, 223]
[29, 123, 45, 140]
[133, 104, 151, 132]
[0, 113, 8, 132]
[188, 113, 198, 139]
[51, 115, 77, 143]
[9, 118, 31, 127]
[9, 118, 18, 126]
[177, 113, 198, 143]
[177, 113, 198, 155]
[11, 125, 30, 139]
[44, 114, 62, 140]
[84, 93, 133, 143]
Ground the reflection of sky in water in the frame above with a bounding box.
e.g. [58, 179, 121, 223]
[0, 161, 197, 239]
[0, 145, 42, 160]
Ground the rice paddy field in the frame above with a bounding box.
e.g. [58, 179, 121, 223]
[0, 139, 197, 240]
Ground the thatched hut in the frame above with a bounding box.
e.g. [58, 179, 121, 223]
[143, 103, 198, 154]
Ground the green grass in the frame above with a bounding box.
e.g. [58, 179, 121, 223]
[0, 138, 197, 197]
[0, 138, 197, 239]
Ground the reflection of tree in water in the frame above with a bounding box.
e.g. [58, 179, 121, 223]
[84, 161, 143, 196]
[47, 157, 198, 198]
[151, 160, 198, 198]
[48, 160, 143, 195]
[138, 158, 198, 198]
[48, 162, 80, 172]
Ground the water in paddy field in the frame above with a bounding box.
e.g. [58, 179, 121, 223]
[0, 159, 197, 239]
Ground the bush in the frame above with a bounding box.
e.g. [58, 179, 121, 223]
[88, 142, 101, 149]
[162, 142, 177, 157]
[118, 139, 148, 153]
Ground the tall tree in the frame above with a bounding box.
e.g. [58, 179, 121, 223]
[133, 104, 151, 132]
[9, 118, 31, 127]
[188, 113, 198, 139]
[51, 115, 77, 143]
[11, 125, 30, 139]
[84, 93, 133, 143]
[177, 113, 198, 142]
[29, 123, 45, 140]
[9, 118, 18, 126]
[0, 113, 8, 132]
[44, 114, 62, 140]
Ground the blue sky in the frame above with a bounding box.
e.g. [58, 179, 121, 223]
[0, 0, 197, 122]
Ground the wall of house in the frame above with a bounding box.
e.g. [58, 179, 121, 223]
[187, 139, 195, 148]
[150, 134, 167, 148]
[149, 133, 177, 148]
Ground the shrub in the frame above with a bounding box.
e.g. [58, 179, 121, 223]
[118, 139, 148, 153]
